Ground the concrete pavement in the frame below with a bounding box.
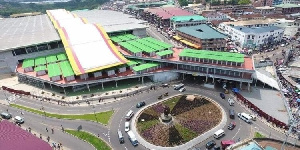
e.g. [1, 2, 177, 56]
[0, 83, 296, 150]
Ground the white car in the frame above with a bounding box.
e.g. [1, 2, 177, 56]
[179, 87, 186, 92]
[125, 122, 130, 132]
[228, 98, 234, 106]
[14, 116, 24, 124]
[249, 115, 256, 121]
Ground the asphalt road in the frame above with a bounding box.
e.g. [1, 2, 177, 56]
[0, 82, 294, 150]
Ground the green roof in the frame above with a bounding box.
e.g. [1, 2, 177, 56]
[156, 50, 173, 56]
[170, 15, 207, 22]
[22, 58, 34, 68]
[127, 40, 156, 53]
[57, 53, 67, 61]
[177, 24, 227, 39]
[274, 4, 300, 8]
[127, 60, 139, 66]
[34, 65, 46, 72]
[119, 42, 143, 53]
[59, 61, 75, 77]
[34, 57, 46, 66]
[110, 36, 122, 42]
[143, 37, 172, 49]
[46, 55, 58, 64]
[179, 49, 244, 63]
[47, 63, 61, 78]
[132, 62, 160, 72]
[136, 39, 164, 51]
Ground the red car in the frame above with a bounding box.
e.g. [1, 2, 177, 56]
[228, 122, 236, 130]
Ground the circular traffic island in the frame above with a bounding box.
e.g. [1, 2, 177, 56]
[136, 95, 222, 147]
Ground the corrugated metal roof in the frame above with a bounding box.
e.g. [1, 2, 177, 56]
[0, 120, 52, 150]
[170, 15, 207, 22]
[177, 24, 227, 39]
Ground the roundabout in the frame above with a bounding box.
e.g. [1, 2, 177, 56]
[131, 94, 227, 150]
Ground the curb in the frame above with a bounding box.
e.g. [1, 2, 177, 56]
[9, 104, 112, 127]
[64, 129, 113, 150]
[131, 94, 227, 150]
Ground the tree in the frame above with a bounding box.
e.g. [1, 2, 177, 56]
[238, 0, 251, 5]
[178, 0, 189, 6]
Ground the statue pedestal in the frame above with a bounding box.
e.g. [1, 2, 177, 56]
[160, 114, 173, 126]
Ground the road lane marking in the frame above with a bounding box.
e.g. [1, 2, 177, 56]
[232, 118, 242, 139]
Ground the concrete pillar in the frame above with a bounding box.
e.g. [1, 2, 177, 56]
[142, 76, 144, 84]
[115, 81, 118, 88]
[43, 82, 45, 89]
[242, 72, 244, 78]
[177, 64, 178, 70]
[248, 82, 250, 92]
[240, 82, 242, 89]
[63, 87, 66, 95]
[87, 84, 90, 92]
[183, 73, 185, 80]
[214, 68, 216, 75]
[50, 83, 53, 89]
[213, 77, 215, 83]
[255, 79, 257, 87]
[102, 82, 104, 89]
[206, 75, 208, 83]
[47, 43, 50, 50]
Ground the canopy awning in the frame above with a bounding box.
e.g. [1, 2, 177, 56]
[181, 40, 195, 47]
[173, 36, 182, 41]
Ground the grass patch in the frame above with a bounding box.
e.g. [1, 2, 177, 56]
[65, 130, 111, 150]
[174, 123, 197, 142]
[137, 119, 159, 132]
[10, 104, 113, 125]
[254, 132, 265, 138]
[163, 96, 181, 111]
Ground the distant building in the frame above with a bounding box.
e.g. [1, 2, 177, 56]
[273, 0, 283, 5]
[219, 19, 278, 29]
[176, 24, 227, 50]
[142, 7, 192, 28]
[224, 25, 284, 48]
[202, 12, 228, 21]
[274, 4, 300, 14]
[238, 13, 264, 21]
[254, 6, 276, 15]
[170, 15, 207, 30]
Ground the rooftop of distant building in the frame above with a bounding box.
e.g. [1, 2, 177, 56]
[222, 18, 277, 26]
[255, 6, 275, 9]
[144, 7, 192, 19]
[233, 26, 282, 33]
[274, 3, 300, 8]
[170, 15, 207, 22]
[177, 24, 227, 39]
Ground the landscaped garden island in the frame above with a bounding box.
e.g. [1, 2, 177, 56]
[136, 95, 222, 147]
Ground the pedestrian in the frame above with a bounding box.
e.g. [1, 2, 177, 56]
[97, 134, 100, 137]
[6, 109, 8, 112]
[40, 134, 42, 139]
[46, 127, 48, 132]
[47, 136, 50, 142]
[51, 128, 54, 134]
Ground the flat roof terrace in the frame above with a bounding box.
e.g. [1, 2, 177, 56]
[73, 10, 148, 33]
[0, 14, 60, 51]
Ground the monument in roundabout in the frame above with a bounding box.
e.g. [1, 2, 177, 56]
[136, 94, 223, 147]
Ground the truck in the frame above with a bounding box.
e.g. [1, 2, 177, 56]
[221, 140, 235, 149]
[127, 131, 138, 146]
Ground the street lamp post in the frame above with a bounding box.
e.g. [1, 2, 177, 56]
[92, 105, 98, 122]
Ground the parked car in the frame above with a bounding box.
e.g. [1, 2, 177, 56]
[228, 98, 234, 106]
[136, 101, 146, 108]
[179, 87, 186, 92]
[206, 140, 216, 149]
[0, 112, 12, 119]
[220, 93, 225, 99]
[14, 116, 24, 124]
[227, 122, 236, 130]
[161, 83, 169, 87]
